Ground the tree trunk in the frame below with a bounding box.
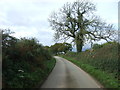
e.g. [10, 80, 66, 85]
[75, 31, 84, 53]
[76, 38, 83, 53]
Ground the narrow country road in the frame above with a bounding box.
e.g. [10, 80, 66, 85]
[41, 56, 102, 88]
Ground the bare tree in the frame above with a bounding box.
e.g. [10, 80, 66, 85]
[49, 0, 116, 52]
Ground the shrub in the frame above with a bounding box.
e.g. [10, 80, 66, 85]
[2, 29, 54, 88]
[64, 41, 119, 78]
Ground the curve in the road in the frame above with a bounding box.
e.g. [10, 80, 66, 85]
[41, 56, 102, 88]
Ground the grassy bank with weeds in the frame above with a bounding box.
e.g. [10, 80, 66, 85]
[2, 29, 56, 88]
[36, 57, 56, 87]
[60, 56, 118, 88]
[3, 58, 56, 88]
[60, 42, 119, 88]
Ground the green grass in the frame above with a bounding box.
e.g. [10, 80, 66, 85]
[64, 42, 118, 76]
[35, 58, 56, 87]
[60, 42, 119, 88]
[60, 55, 119, 88]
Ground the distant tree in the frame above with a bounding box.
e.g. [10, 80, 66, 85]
[49, 0, 116, 53]
[50, 43, 60, 55]
[92, 43, 102, 49]
[58, 43, 72, 53]
[44, 46, 50, 49]
[50, 43, 72, 55]
[44, 46, 50, 52]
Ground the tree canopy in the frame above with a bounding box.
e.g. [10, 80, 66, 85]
[49, 0, 116, 52]
[45, 43, 72, 55]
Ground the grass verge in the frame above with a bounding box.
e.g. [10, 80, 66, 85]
[35, 58, 56, 87]
[60, 55, 119, 89]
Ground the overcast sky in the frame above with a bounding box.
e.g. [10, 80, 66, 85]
[0, 0, 119, 47]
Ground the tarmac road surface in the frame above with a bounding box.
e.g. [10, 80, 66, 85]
[41, 56, 102, 88]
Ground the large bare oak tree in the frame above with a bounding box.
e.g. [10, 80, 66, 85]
[48, 0, 116, 52]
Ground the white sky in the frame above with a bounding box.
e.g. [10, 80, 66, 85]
[0, 0, 119, 46]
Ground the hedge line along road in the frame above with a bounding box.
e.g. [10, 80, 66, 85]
[41, 56, 103, 88]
